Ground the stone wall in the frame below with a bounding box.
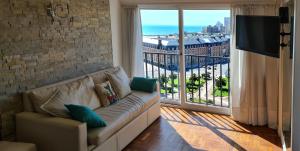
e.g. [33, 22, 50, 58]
[0, 0, 113, 140]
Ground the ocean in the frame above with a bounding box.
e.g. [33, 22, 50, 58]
[142, 25, 204, 35]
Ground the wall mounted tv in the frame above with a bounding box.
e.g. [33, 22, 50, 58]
[236, 15, 280, 58]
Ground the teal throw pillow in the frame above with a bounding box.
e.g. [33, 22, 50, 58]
[65, 104, 107, 128]
[130, 77, 157, 93]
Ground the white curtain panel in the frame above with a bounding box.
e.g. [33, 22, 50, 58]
[281, 3, 293, 131]
[121, 7, 144, 78]
[230, 4, 279, 129]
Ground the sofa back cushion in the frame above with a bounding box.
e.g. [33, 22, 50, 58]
[105, 67, 131, 99]
[90, 68, 116, 85]
[22, 67, 117, 112]
[26, 76, 101, 114]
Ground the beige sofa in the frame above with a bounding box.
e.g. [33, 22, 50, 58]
[16, 67, 161, 151]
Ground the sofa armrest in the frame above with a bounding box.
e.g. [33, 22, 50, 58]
[16, 112, 87, 151]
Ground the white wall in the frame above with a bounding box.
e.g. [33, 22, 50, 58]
[292, 0, 300, 150]
[110, 0, 122, 66]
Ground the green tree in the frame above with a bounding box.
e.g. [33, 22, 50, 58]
[215, 76, 226, 89]
[186, 73, 200, 93]
[201, 72, 212, 80]
[213, 76, 229, 97]
[160, 74, 169, 89]
[169, 74, 178, 88]
[169, 74, 177, 81]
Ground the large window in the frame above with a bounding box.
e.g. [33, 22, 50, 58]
[141, 9, 231, 109]
[141, 10, 181, 102]
[183, 10, 230, 107]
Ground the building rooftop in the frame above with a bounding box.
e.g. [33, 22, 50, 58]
[143, 35, 230, 47]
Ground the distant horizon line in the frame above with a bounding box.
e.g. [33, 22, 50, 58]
[143, 25, 207, 26]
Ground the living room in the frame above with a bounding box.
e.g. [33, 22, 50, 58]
[0, 0, 299, 151]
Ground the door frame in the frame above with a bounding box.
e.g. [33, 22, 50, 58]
[139, 5, 231, 115]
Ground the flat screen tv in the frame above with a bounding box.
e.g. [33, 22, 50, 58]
[236, 15, 280, 58]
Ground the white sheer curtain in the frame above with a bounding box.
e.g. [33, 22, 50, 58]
[121, 7, 144, 77]
[230, 4, 279, 129]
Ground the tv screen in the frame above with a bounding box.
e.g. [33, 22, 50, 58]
[236, 15, 280, 58]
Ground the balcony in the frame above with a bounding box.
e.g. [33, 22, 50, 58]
[144, 51, 230, 108]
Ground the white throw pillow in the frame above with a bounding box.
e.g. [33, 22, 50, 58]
[105, 67, 131, 99]
[28, 88, 57, 114]
[59, 76, 101, 110]
[40, 90, 71, 118]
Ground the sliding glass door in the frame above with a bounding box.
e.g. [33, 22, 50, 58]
[141, 10, 181, 104]
[183, 10, 230, 107]
[140, 9, 231, 111]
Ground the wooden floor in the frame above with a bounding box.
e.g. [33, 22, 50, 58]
[124, 107, 281, 151]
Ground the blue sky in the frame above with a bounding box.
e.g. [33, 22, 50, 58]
[141, 10, 230, 26]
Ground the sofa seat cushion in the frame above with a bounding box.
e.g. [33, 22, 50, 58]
[131, 90, 160, 112]
[87, 92, 160, 145]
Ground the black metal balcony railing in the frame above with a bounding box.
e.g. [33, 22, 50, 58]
[144, 52, 230, 108]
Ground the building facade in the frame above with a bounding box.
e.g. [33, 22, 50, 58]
[142, 36, 230, 70]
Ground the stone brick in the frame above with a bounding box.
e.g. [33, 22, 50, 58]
[0, 0, 113, 140]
